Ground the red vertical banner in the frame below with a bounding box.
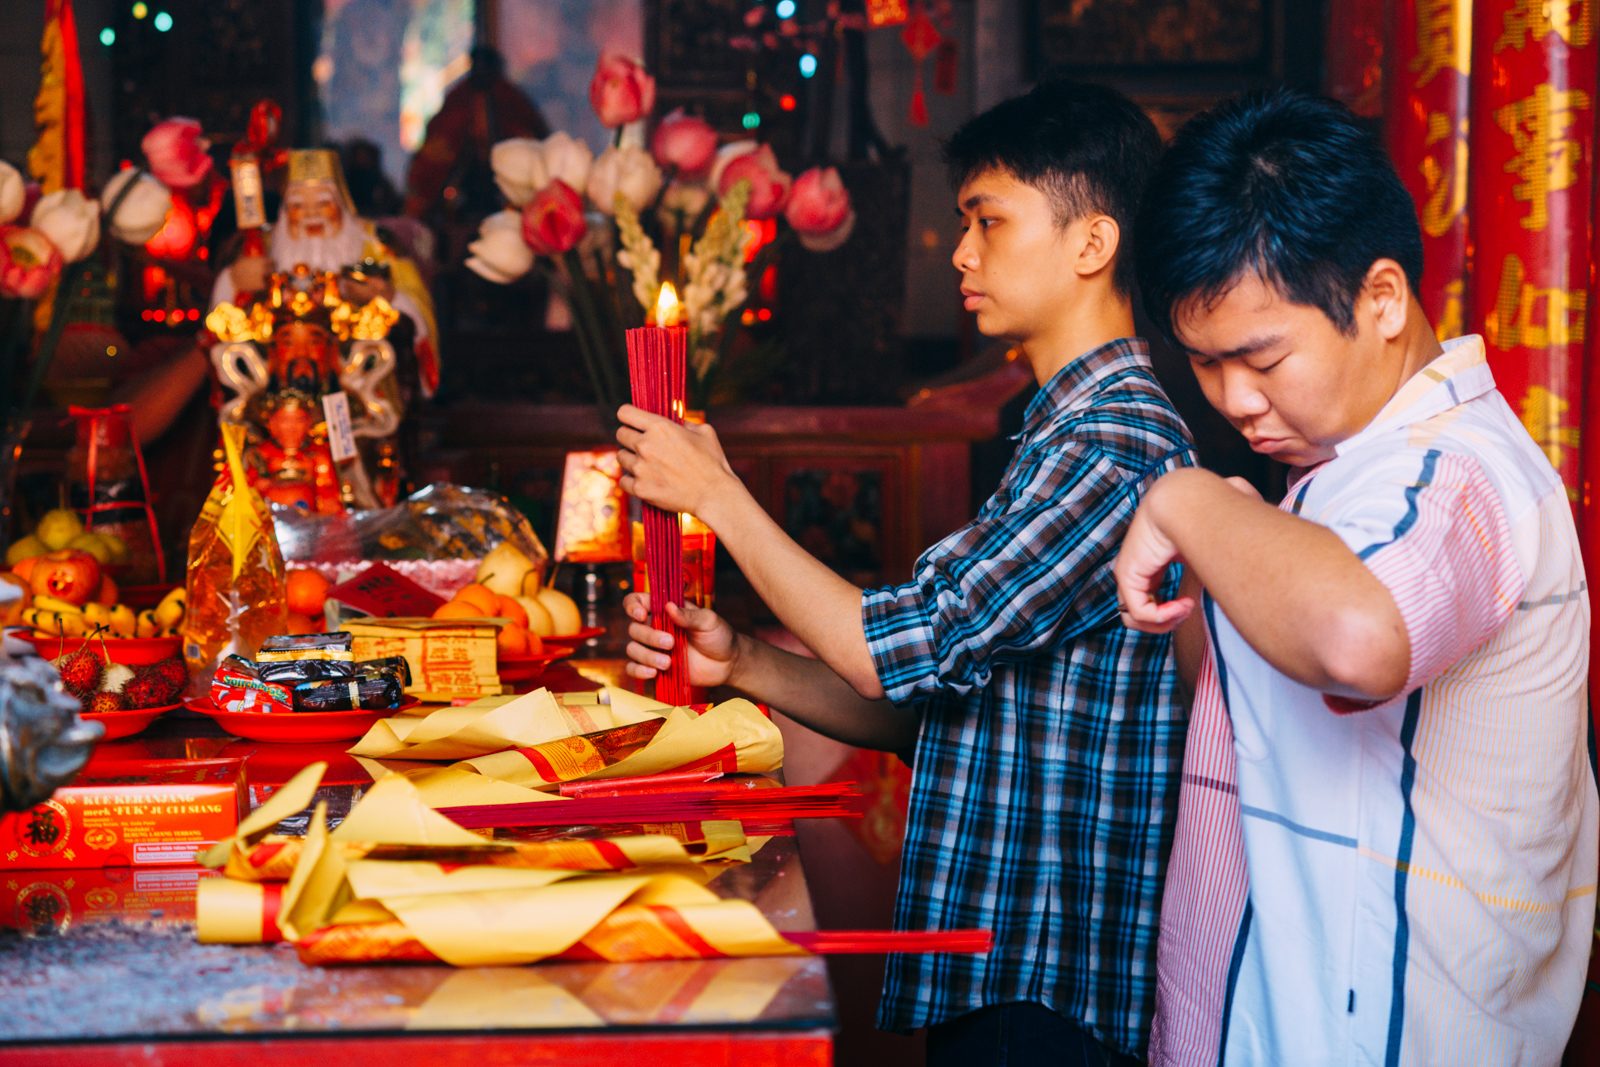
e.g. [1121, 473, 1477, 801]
[1326, 0, 1387, 118]
[1467, 0, 1594, 507]
[1387, 1, 1472, 339]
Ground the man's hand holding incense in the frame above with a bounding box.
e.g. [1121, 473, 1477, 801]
[615, 405, 740, 519]
[616, 405, 886, 701]
[623, 593, 917, 752]
[624, 592, 738, 688]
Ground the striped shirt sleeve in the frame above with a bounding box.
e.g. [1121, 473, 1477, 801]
[1317, 449, 1524, 705]
[862, 439, 1140, 706]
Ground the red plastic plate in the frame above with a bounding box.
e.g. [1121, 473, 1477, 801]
[540, 626, 607, 648]
[9, 629, 182, 666]
[83, 702, 180, 740]
[181, 695, 420, 742]
[496, 647, 573, 681]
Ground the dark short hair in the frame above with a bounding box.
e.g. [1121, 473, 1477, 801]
[1134, 88, 1425, 347]
[944, 79, 1162, 292]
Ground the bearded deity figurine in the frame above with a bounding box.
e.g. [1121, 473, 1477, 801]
[206, 266, 403, 511]
[210, 147, 440, 406]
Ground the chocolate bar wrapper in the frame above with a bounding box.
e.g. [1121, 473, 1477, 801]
[292, 669, 403, 713]
[357, 655, 412, 688]
[211, 655, 293, 715]
[259, 658, 357, 685]
[258, 632, 355, 663]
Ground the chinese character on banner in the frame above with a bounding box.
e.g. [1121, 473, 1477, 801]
[24, 809, 60, 849]
[1494, 83, 1591, 230]
[1388, 0, 1471, 338]
[1410, 0, 1471, 86]
[1466, 0, 1595, 510]
[1495, 0, 1594, 52]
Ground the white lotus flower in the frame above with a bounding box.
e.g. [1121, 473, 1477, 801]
[0, 161, 25, 226]
[465, 209, 534, 283]
[101, 168, 173, 245]
[586, 146, 663, 216]
[491, 132, 594, 207]
[31, 188, 100, 262]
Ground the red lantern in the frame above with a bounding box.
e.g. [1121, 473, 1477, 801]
[1386, 0, 1470, 338]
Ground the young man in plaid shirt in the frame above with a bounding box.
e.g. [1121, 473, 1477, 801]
[616, 80, 1196, 1065]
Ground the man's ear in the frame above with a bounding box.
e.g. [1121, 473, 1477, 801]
[1075, 215, 1120, 279]
[1363, 259, 1410, 341]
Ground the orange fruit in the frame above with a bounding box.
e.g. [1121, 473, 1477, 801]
[453, 583, 501, 615]
[286, 569, 331, 616]
[496, 622, 530, 657]
[525, 630, 544, 655]
[284, 611, 319, 635]
[495, 594, 528, 628]
[96, 575, 118, 606]
[432, 599, 481, 620]
[12, 557, 38, 584]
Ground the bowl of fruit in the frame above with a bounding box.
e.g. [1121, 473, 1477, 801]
[3, 543, 187, 664]
[48, 643, 189, 739]
[429, 544, 592, 682]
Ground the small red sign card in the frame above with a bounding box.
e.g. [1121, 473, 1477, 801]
[327, 563, 446, 619]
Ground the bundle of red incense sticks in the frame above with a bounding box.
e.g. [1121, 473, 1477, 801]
[437, 781, 870, 831]
[626, 321, 691, 706]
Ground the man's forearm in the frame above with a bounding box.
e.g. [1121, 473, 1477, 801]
[728, 634, 917, 751]
[1150, 469, 1408, 699]
[698, 481, 885, 698]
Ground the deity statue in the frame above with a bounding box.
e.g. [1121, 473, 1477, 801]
[210, 147, 439, 402]
[206, 265, 402, 512]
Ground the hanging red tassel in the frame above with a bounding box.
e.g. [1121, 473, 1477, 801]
[909, 78, 929, 126]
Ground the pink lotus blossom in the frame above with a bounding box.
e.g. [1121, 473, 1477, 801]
[589, 53, 657, 129]
[0, 225, 63, 298]
[784, 167, 854, 252]
[141, 117, 213, 190]
[521, 180, 587, 256]
[717, 144, 792, 221]
[651, 110, 719, 178]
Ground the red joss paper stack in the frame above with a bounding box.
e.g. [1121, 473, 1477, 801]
[626, 321, 692, 706]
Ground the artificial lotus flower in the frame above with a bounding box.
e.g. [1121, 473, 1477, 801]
[140, 117, 213, 190]
[708, 140, 759, 190]
[492, 133, 593, 207]
[0, 225, 63, 298]
[101, 167, 174, 245]
[0, 161, 25, 226]
[31, 189, 100, 262]
[651, 110, 719, 178]
[589, 52, 656, 129]
[715, 144, 791, 220]
[521, 180, 588, 257]
[465, 209, 535, 283]
[587, 145, 663, 216]
[784, 167, 856, 252]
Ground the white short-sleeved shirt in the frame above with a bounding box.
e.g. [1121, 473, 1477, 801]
[1152, 335, 1597, 1066]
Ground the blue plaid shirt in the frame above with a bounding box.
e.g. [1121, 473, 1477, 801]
[863, 338, 1195, 1057]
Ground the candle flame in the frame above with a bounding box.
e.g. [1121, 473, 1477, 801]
[654, 282, 680, 326]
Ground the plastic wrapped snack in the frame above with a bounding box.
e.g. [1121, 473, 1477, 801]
[211, 655, 293, 715]
[258, 658, 357, 685]
[257, 632, 355, 663]
[291, 662, 405, 712]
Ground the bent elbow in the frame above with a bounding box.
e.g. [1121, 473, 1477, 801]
[1319, 606, 1409, 701]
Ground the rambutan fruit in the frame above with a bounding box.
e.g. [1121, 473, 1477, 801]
[56, 647, 104, 696]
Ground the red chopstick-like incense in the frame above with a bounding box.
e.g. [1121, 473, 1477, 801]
[783, 930, 994, 954]
[437, 781, 871, 830]
[626, 322, 691, 706]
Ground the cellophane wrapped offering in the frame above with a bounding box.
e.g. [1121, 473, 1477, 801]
[212, 654, 293, 714]
[213, 635, 409, 713]
[183, 423, 289, 688]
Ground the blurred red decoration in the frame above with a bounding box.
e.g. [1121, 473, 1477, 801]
[866, 0, 909, 27]
[901, 6, 942, 127]
[143, 193, 198, 260]
[779, 94, 797, 111]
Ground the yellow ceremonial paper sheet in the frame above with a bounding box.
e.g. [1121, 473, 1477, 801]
[349, 687, 667, 761]
[461, 698, 783, 791]
[197, 774, 792, 964]
[200, 761, 328, 878]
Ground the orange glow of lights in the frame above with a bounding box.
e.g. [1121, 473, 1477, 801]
[741, 308, 757, 325]
[780, 94, 797, 111]
[757, 308, 772, 321]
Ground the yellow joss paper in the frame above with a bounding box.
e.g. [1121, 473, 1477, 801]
[200, 761, 327, 876]
[461, 698, 783, 791]
[329, 773, 491, 847]
[348, 688, 667, 761]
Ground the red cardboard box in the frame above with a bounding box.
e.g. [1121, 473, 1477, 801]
[0, 759, 247, 870]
